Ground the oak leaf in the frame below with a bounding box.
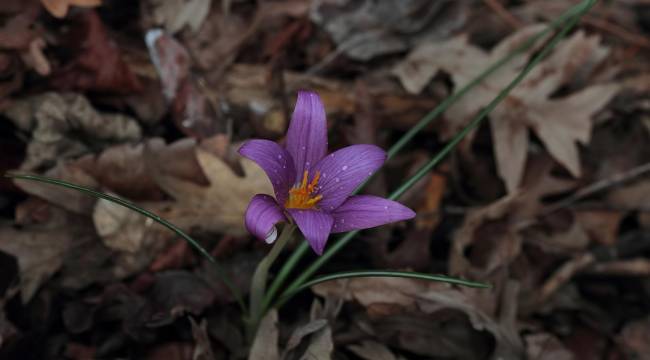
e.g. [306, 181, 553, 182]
[394, 25, 620, 192]
[41, 0, 101, 18]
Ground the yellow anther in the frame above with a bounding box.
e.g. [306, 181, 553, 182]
[285, 170, 323, 209]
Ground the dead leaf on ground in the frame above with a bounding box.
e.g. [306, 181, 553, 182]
[248, 309, 279, 360]
[619, 317, 650, 360]
[41, 0, 101, 19]
[189, 318, 216, 360]
[310, 0, 468, 61]
[145, 0, 212, 34]
[50, 11, 142, 93]
[0, 209, 96, 302]
[449, 155, 577, 278]
[525, 333, 575, 360]
[394, 26, 621, 192]
[146, 140, 273, 236]
[3, 92, 141, 171]
[348, 341, 400, 360]
[145, 29, 223, 138]
[313, 277, 524, 359]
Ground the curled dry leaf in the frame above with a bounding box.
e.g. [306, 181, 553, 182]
[146, 0, 212, 34]
[348, 341, 399, 360]
[3, 92, 141, 171]
[313, 277, 524, 358]
[50, 11, 142, 93]
[449, 155, 577, 279]
[146, 140, 273, 236]
[41, 0, 102, 19]
[145, 29, 223, 139]
[394, 26, 621, 192]
[248, 309, 279, 360]
[0, 209, 96, 302]
[310, 0, 468, 61]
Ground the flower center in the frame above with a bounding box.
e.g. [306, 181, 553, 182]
[285, 170, 323, 209]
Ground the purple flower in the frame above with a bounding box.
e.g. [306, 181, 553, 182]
[239, 91, 415, 255]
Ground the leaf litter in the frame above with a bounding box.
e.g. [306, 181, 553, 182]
[0, 0, 649, 358]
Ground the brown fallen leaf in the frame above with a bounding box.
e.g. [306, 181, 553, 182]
[394, 26, 620, 192]
[348, 341, 399, 360]
[50, 11, 142, 93]
[3, 92, 141, 171]
[145, 0, 212, 34]
[41, 0, 101, 19]
[525, 333, 575, 360]
[0, 208, 96, 302]
[146, 140, 273, 236]
[619, 317, 650, 360]
[248, 309, 279, 360]
[310, 0, 468, 61]
[189, 318, 216, 360]
[313, 277, 525, 359]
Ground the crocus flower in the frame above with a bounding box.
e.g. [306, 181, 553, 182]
[239, 91, 415, 255]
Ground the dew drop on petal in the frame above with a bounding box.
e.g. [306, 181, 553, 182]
[302, 146, 306, 150]
[342, 165, 348, 171]
[383, 206, 389, 210]
[277, 154, 282, 159]
[340, 219, 345, 223]
[334, 177, 340, 183]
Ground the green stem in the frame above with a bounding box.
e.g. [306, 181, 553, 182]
[246, 223, 295, 340]
[5, 173, 248, 313]
[272, 0, 597, 310]
[275, 270, 490, 308]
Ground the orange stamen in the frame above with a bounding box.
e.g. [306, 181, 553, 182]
[285, 170, 323, 209]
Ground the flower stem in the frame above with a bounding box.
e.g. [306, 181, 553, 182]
[246, 223, 295, 340]
[268, 0, 598, 311]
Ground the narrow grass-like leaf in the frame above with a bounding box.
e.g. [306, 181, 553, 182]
[276, 270, 489, 308]
[5, 173, 247, 313]
[270, 0, 597, 311]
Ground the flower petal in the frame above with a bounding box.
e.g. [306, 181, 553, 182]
[239, 139, 296, 204]
[245, 194, 287, 243]
[287, 209, 333, 255]
[285, 91, 327, 183]
[330, 195, 415, 233]
[313, 144, 386, 211]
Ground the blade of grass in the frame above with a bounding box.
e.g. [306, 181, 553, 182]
[5, 173, 248, 313]
[272, 0, 597, 310]
[275, 270, 490, 308]
[262, 0, 596, 312]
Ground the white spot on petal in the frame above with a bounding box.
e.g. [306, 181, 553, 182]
[342, 165, 348, 171]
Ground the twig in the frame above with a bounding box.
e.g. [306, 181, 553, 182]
[583, 15, 650, 50]
[482, 0, 523, 29]
[586, 258, 650, 276]
[541, 161, 650, 217]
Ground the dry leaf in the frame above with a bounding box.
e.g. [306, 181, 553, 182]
[189, 318, 216, 360]
[525, 333, 575, 360]
[394, 26, 620, 192]
[348, 341, 398, 360]
[50, 11, 142, 93]
[310, 0, 468, 61]
[147, 141, 273, 236]
[3, 92, 141, 171]
[0, 210, 95, 302]
[248, 309, 279, 360]
[313, 277, 524, 358]
[299, 325, 333, 360]
[93, 197, 149, 253]
[41, 0, 101, 18]
[147, 0, 212, 34]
